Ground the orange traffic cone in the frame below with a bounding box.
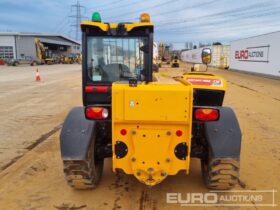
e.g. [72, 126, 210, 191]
[36, 68, 41, 81]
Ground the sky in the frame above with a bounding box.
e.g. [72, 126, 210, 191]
[0, 0, 280, 49]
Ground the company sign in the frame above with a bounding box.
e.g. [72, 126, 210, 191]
[235, 45, 269, 62]
[166, 190, 277, 207]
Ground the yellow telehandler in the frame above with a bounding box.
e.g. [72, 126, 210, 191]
[60, 12, 241, 189]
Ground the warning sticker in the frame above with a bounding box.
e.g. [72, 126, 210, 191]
[187, 78, 223, 87]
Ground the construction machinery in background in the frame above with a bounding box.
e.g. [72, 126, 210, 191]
[34, 38, 55, 65]
[35, 38, 82, 65]
[171, 55, 180, 67]
[34, 38, 46, 65]
[60, 55, 75, 64]
[73, 53, 82, 64]
[158, 42, 171, 67]
[60, 12, 241, 189]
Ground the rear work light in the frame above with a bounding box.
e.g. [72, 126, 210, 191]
[195, 108, 219, 121]
[85, 107, 109, 119]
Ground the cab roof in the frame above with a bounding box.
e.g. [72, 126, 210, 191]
[80, 21, 154, 33]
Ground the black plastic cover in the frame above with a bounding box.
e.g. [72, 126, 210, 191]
[60, 107, 96, 160]
[194, 89, 225, 106]
[204, 107, 242, 159]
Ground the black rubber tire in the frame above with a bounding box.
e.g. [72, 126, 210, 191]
[201, 158, 240, 190]
[63, 132, 104, 190]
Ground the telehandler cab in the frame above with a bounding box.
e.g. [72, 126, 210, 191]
[60, 12, 241, 190]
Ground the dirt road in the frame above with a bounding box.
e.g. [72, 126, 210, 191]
[0, 64, 82, 169]
[0, 64, 279, 210]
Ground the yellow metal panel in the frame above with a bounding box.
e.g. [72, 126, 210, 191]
[122, 84, 190, 122]
[112, 82, 193, 186]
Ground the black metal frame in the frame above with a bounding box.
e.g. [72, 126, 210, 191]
[82, 25, 153, 107]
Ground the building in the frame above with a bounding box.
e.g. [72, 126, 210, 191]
[230, 31, 280, 77]
[0, 32, 81, 60]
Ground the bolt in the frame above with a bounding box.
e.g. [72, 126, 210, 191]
[160, 171, 166, 177]
[166, 131, 171, 136]
[166, 158, 171, 163]
[131, 157, 136, 162]
[136, 171, 141, 176]
[147, 168, 154, 173]
[132, 130, 136, 135]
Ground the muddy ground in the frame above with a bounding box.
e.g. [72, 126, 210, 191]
[0, 64, 279, 210]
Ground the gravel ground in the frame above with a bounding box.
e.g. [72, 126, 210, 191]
[0, 63, 279, 210]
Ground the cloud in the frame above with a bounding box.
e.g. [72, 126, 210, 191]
[0, 0, 279, 48]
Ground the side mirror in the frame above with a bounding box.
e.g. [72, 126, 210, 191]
[201, 48, 211, 65]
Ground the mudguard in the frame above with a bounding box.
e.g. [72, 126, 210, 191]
[60, 107, 96, 160]
[204, 107, 241, 159]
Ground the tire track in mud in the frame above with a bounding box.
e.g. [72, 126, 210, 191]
[227, 81, 280, 102]
[139, 188, 157, 210]
[110, 172, 130, 210]
[0, 123, 62, 171]
[108, 171, 159, 210]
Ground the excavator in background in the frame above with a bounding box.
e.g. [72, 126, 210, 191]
[34, 38, 55, 65]
[34, 38, 45, 65]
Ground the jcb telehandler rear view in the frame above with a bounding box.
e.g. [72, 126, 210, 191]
[60, 12, 241, 189]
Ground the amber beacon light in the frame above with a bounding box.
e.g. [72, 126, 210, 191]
[140, 13, 150, 22]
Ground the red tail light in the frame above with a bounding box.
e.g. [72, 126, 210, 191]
[85, 107, 109, 119]
[195, 108, 219, 121]
[85, 85, 109, 93]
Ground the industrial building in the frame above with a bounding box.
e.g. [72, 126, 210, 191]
[0, 32, 80, 60]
